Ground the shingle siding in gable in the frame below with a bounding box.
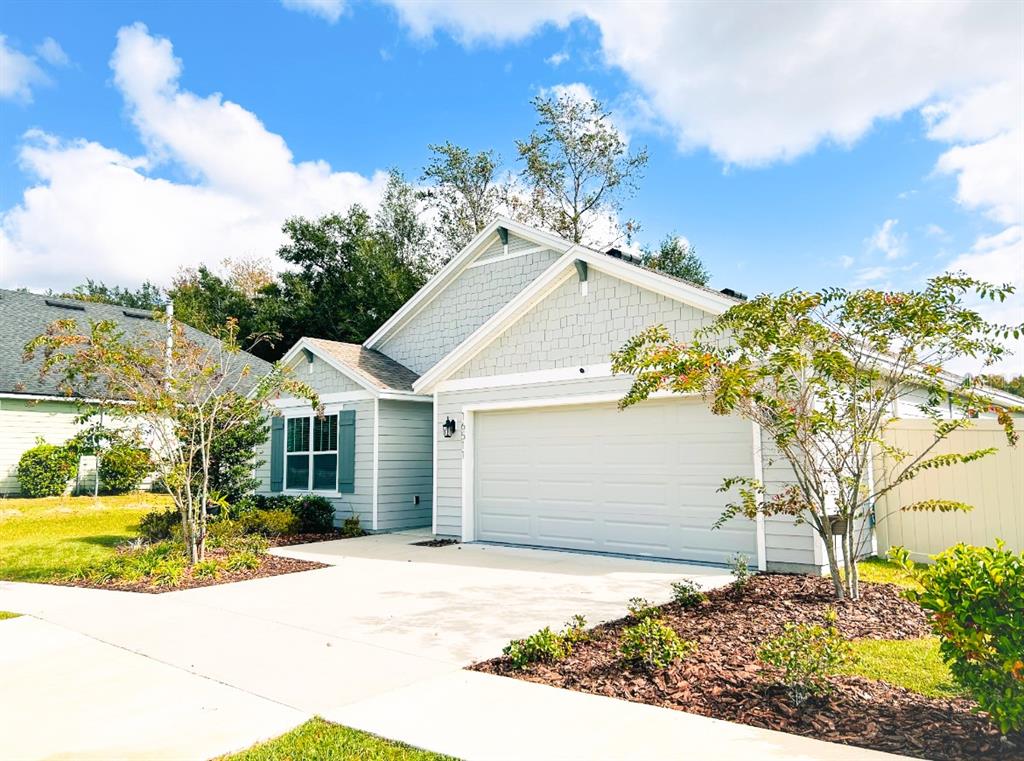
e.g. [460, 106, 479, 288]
[452, 268, 715, 380]
[288, 355, 364, 395]
[378, 243, 562, 375]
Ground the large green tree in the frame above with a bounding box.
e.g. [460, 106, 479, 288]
[641, 235, 711, 286]
[269, 172, 431, 350]
[612, 273, 1019, 601]
[58, 279, 166, 310]
[421, 142, 504, 260]
[516, 92, 648, 244]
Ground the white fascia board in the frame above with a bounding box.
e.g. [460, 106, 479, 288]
[412, 249, 581, 393]
[271, 391, 373, 409]
[0, 392, 116, 405]
[414, 244, 739, 394]
[280, 338, 380, 394]
[365, 218, 577, 350]
[436, 363, 613, 393]
[378, 391, 433, 402]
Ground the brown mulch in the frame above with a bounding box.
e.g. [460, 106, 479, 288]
[473, 574, 1019, 761]
[410, 538, 460, 548]
[267, 530, 364, 547]
[58, 550, 327, 594]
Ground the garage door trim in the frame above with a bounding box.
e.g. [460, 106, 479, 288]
[459, 392, 767, 569]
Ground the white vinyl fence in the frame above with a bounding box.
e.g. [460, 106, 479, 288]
[874, 420, 1023, 563]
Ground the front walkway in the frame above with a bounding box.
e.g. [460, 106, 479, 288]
[1, 533, 906, 760]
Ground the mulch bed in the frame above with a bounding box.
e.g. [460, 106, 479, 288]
[472, 574, 1019, 761]
[268, 530, 364, 547]
[58, 550, 327, 594]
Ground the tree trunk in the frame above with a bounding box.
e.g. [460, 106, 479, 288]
[821, 530, 845, 600]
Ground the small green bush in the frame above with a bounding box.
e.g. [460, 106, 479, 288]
[206, 519, 244, 548]
[224, 551, 261, 571]
[193, 559, 221, 579]
[626, 596, 660, 620]
[757, 608, 852, 704]
[151, 556, 187, 586]
[729, 552, 753, 592]
[503, 627, 569, 669]
[340, 513, 363, 538]
[98, 442, 152, 494]
[563, 614, 589, 646]
[620, 617, 694, 672]
[291, 495, 336, 533]
[17, 440, 78, 497]
[239, 509, 299, 537]
[138, 510, 180, 542]
[671, 579, 707, 609]
[893, 542, 1024, 735]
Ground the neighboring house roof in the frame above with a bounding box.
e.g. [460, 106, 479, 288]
[0, 288, 272, 399]
[283, 337, 420, 394]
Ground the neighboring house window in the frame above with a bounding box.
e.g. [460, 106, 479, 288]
[286, 415, 338, 490]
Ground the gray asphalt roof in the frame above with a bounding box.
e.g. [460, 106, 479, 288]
[304, 337, 420, 392]
[0, 289, 272, 398]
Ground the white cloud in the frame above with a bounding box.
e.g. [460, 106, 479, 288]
[0, 35, 49, 102]
[281, 0, 345, 23]
[36, 37, 69, 67]
[867, 219, 907, 260]
[383, 1, 1021, 166]
[545, 51, 569, 66]
[924, 223, 948, 239]
[839, 255, 854, 269]
[0, 23, 386, 291]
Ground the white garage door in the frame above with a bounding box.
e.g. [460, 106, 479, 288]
[473, 399, 757, 564]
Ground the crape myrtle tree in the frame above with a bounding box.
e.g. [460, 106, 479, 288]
[612, 273, 1019, 600]
[25, 316, 318, 563]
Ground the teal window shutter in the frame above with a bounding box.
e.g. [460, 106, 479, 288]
[337, 409, 356, 493]
[270, 417, 285, 492]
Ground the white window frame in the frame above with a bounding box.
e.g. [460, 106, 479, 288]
[283, 406, 344, 496]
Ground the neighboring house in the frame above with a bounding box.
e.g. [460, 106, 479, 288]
[0, 288, 271, 496]
[258, 218, 1024, 572]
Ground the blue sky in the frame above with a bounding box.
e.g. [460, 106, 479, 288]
[1, 1, 1020, 367]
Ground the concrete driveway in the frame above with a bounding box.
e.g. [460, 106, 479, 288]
[0, 532, 905, 760]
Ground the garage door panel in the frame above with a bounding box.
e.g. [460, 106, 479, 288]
[474, 399, 757, 564]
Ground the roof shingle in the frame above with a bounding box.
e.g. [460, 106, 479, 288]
[303, 338, 420, 392]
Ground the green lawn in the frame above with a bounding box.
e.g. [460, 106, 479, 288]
[855, 556, 922, 590]
[0, 611, 21, 620]
[220, 719, 457, 761]
[0, 493, 173, 582]
[841, 637, 961, 698]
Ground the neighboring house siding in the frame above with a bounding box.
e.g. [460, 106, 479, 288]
[376, 399, 433, 531]
[0, 398, 86, 495]
[379, 240, 562, 374]
[452, 268, 715, 379]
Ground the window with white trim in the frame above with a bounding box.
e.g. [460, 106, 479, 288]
[286, 414, 338, 490]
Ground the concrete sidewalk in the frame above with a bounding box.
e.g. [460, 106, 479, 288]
[1, 534, 913, 760]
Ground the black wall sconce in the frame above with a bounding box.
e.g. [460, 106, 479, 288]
[442, 416, 457, 438]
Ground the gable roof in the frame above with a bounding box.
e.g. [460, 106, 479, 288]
[363, 217, 576, 350]
[412, 244, 741, 393]
[282, 337, 420, 394]
[0, 288, 272, 399]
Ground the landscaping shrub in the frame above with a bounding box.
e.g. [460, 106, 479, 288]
[757, 608, 852, 704]
[224, 550, 262, 571]
[503, 626, 569, 669]
[17, 440, 78, 497]
[626, 596, 660, 620]
[238, 509, 299, 537]
[620, 617, 695, 672]
[729, 552, 753, 592]
[340, 512, 363, 537]
[562, 614, 589, 646]
[893, 542, 1024, 736]
[291, 495, 336, 533]
[206, 519, 244, 548]
[670, 579, 707, 608]
[97, 441, 152, 494]
[138, 510, 180, 542]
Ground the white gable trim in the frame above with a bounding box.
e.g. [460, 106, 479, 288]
[413, 247, 737, 394]
[364, 217, 575, 350]
[280, 338, 380, 394]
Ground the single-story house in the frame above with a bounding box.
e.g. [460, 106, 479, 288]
[257, 217, 1024, 573]
[0, 288, 271, 496]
